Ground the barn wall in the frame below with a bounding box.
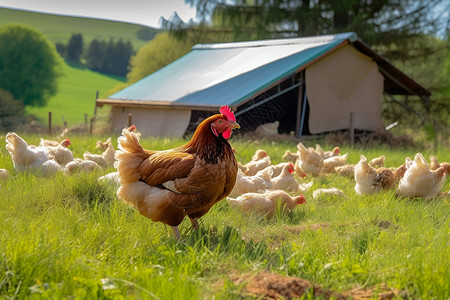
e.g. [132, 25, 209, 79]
[111, 106, 191, 138]
[305, 44, 384, 134]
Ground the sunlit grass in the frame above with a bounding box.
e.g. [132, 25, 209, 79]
[0, 134, 449, 298]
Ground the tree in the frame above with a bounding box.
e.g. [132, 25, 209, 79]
[85, 38, 134, 77]
[0, 24, 64, 107]
[66, 33, 83, 62]
[163, 0, 449, 45]
[127, 32, 192, 83]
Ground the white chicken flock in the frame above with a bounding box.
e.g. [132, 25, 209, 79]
[3, 131, 449, 218]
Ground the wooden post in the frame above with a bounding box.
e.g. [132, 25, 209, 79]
[128, 113, 132, 127]
[48, 111, 52, 134]
[94, 90, 99, 116]
[84, 113, 88, 129]
[90, 117, 94, 135]
[64, 121, 67, 129]
[349, 112, 354, 145]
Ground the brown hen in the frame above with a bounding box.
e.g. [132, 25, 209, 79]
[115, 106, 240, 238]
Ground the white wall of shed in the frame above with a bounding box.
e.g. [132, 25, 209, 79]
[305, 44, 384, 134]
[111, 107, 191, 138]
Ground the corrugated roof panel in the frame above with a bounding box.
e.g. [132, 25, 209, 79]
[174, 40, 343, 107]
[109, 33, 355, 104]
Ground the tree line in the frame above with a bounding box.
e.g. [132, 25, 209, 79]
[56, 34, 134, 77]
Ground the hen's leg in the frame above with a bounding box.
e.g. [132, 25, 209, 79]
[171, 226, 181, 239]
[189, 217, 199, 230]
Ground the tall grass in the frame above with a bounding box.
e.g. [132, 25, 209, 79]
[0, 135, 449, 299]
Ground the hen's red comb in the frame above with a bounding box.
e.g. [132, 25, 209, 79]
[219, 105, 236, 122]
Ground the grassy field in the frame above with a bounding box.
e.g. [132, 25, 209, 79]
[0, 7, 159, 50]
[0, 135, 449, 299]
[25, 62, 125, 128]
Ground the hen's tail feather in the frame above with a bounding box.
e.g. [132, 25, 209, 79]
[115, 129, 150, 184]
[5, 132, 27, 154]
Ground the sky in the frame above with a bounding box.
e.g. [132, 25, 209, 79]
[0, 0, 198, 28]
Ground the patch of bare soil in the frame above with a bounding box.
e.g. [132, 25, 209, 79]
[243, 272, 345, 299]
[239, 272, 402, 300]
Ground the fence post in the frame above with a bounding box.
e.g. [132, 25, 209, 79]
[349, 112, 354, 145]
[48, 111, 52, 134]
[84, 113, 88, 129]
[90, 117, 94, 135]
[128, 113, 132, 127]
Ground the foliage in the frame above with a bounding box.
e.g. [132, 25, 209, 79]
[66, 33, 83, 62]
[0, 88, 25, 131]
[0, 24, 64, 107]
[86, 38, 134, 77]
[127, 32, 193, 83]
[0, 135, 449, 299]
[165, 0, 449, 44]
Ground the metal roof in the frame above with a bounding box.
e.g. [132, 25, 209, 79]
[99, 32, 430, 109]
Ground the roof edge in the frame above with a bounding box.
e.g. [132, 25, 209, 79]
[96, 98, 220, 111]
[192, 32, 357, 50]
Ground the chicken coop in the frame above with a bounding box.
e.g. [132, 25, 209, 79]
[96, 32, 430, 138]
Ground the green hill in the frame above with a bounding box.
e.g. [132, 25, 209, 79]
[26, 62, 125, 128]
[0, 7, 160, 50]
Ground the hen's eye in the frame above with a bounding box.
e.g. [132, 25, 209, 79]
[218, 120, 223, 124]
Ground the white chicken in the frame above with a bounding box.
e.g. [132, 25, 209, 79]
[397, 153, 446, 198]
[320, 153, 348, 174]
[294, 159, 307, 178]
[227, 190, 306, 217]
[238, 156, 271, 176]
[334, 164, 355, 177]
[271, 163, 313, 193]
[354, 155, 382, 195]
[64, 158, 101, 175]
[368, 155, 385, 168]
[282, 149, 299, 163]
[98, 171, 120, 185]
[312, 187, 346, 200]
[45, 139, 74, 166]
[264, 162, 294, 178]
[228, 168, 273, 198]
[251, 149, 268, 161]
[296, 142, 323, 176]
[102, 142, 116, 168]
[315, 144, 340, 159]
[6, 132, 52, 173]
[96, 137, 112, 151]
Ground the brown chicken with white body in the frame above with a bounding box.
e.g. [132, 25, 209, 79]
[115, 106, 240, 239]
[398, 153, 446, 198]
[227, 190, 306, 218]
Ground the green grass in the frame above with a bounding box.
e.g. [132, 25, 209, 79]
[0, 7, 159, 50]
[0, 135, 449, 299]
[25, 62, 125, 128]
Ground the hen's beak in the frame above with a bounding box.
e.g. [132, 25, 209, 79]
[229, 121, 240, 130]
